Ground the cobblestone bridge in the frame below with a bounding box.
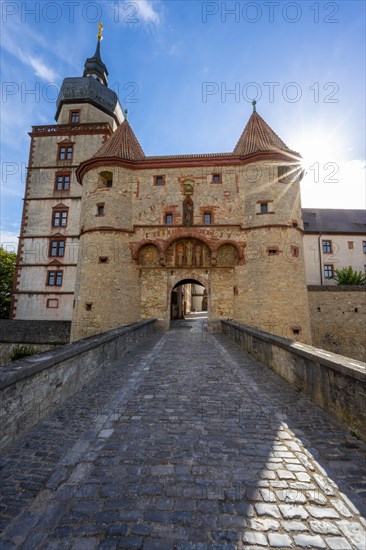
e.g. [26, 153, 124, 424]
[1, 320, 365, 549]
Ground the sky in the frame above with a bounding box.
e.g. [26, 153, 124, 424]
[1, 0, 365, 251]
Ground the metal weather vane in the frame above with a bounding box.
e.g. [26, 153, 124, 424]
[97, 22, 104, 41]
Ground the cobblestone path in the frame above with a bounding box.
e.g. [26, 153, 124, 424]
[1, 321, 366, 549]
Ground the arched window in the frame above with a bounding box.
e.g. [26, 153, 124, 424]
[99, 171, 113, 188]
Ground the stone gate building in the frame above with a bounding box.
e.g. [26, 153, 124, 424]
[12, 34, 312, 343]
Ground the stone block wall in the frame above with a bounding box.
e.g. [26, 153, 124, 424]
[0, 320, 71, 344]
[0, 319, 156, 450]
[221, 320, 366, 441]
[0, 320, 71, 365]
[308, 286, 366, 362]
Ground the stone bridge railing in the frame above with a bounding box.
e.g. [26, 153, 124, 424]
[221, 320, 366, 441]
[0, 320, 156, 451]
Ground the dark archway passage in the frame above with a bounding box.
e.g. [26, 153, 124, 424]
[171, 279, 207, 320]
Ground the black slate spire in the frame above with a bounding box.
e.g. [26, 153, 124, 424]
[83, 24, 108, 86]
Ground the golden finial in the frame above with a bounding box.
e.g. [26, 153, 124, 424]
[97, 22, 104, 41]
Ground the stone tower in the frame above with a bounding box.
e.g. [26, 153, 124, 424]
[71, 98, 311, 343]
[71, 121, 144, 340]
[11, 33, 124, 320]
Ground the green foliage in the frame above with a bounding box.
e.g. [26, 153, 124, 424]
[0, 248, 17, 318]
[334, 266, 366, 286]
[10, 345, 38, 361]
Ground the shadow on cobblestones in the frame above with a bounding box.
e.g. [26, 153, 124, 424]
[1, 320, 365, 548]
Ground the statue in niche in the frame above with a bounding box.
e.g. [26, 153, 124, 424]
[177, 245, 184, 267]
[183, 196, 193, 226]
[186, 241, 193, 267]
[195, 245, 201, 267]
[172, 240, 212, 268]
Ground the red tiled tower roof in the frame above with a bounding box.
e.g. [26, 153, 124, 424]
[233, 111, 295, 156]
[93, 120, 145, 160]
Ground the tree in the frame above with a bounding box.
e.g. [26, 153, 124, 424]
[0, 248, 17, 318]
[334, 266, 366, 286]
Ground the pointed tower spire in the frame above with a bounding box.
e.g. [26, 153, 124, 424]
[92, 120, 145, 161]
[233, 106, 297, 157]
[83, 22, 108, 86]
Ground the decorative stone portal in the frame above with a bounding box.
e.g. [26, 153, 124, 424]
[171, 279, 207, 320]
[166, 239, 212, 269]
[137, 240, 237, 330]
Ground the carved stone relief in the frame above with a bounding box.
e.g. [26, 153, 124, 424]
[167, 239, 211, 268]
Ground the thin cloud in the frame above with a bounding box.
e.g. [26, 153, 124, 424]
[112, 0, 161, 26]
[136, 0, 160, 24]
[9, 47, 58, 81]
[1, 20, 59, 81]
[26, 54, 58, 81]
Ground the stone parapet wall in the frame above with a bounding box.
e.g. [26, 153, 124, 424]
[0, 320, 71, 344]
[0, 344, 55, 367]
[221, 320, 366, 441]
[308, 285, 366, 362]
[0, 319, 156, 450]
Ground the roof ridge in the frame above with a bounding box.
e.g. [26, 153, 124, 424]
[145, 152, 232, 160]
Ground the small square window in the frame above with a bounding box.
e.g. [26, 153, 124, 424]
[97, 204, 105, 216]
[348, 241, 354, 249]
[154, 175, 165, 186]
[165, 213, 173, 225]
[268, 248, 278, 256]
[49, 240, 65, 258]
[46, 298, 59, 308]
[58, 145, 73, 161]
[322, 240, 332, 253]
[324, 264, 334, 278]
[85, 303, 93, 311]
[212, 173, 221, 184]
[70, 111, 80, 123]
[99, 257, 109, 264]
[55, 174, 70, 191]
[47, 270, 63, 286]
[260, 203, 268, 214]
[204, 212, 212, 225]
[52, 210, 68, 227]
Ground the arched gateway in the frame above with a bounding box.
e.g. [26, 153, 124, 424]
[171, 278, 207, 320]
[138, 238, 216, 330]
